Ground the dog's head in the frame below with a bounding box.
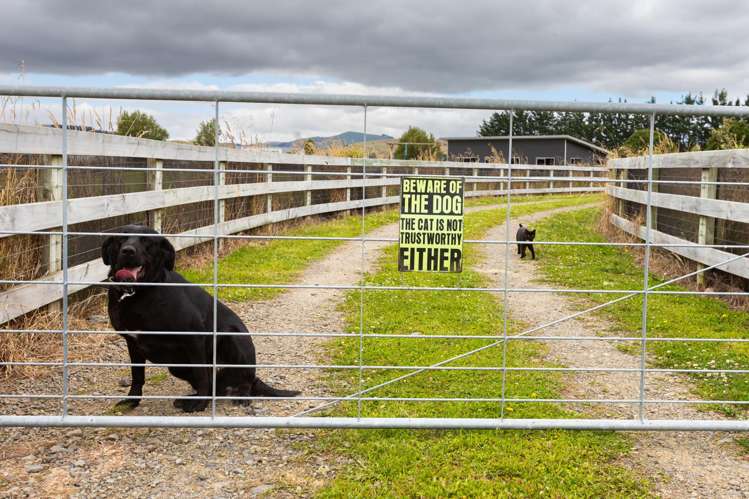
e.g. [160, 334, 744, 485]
[101, 225, 175, 284]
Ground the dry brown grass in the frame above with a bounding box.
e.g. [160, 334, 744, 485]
[322, 142, 365, 158]
[0, 163, 43, 287]
[599, 204, 749, 310]
[487, 145, 506, 164]
[0, 293, 110, 379]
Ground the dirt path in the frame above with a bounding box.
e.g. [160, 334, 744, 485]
[475, 205, 749, 498]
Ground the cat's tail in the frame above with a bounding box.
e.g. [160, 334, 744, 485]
[519, 223, 523, 227]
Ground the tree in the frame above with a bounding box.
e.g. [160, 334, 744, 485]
[194, 119, 219, 146]
[116, 110, 169, 140]
[619, 128, 678, 156]
[303, 138, 316, 155]
[475, 89, 749, 153]
[394, 126, 440, 160]
[479, 111, 512, 136]
[478, 110, 549, 137]
[705, 118, 749, 150]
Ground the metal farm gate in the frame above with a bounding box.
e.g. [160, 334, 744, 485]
[1, 85, 749, 430]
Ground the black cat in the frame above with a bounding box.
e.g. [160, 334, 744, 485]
[516, 224, 536, 260]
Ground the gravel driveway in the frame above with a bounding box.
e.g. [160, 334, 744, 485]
[475, 204, 749, 499]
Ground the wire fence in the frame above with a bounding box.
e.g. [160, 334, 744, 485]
[1, 85, 749, 429]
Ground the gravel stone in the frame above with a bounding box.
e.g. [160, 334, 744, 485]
[25, 464, 44, 473]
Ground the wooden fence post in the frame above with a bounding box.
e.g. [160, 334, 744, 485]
[146, 158, 163, 233]
[346, 166, 351, 202]
[697, 167, 718, 287]
[550, 169, 555, 190]
[266, 164, 273, 213]
[472, 167, 478, 192]
[646, 166, 659, 231]
[525, 168, 531, 191]
[305, 164, 313, 206]
[41, 154, 63, 314]
[381, 167, 387, 200]
[616, 167, 626, 216]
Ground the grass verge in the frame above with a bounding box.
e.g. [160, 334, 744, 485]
[180, 209, 399, 301]
[466, 191, 603, 207]
[314, 198, 650, 497]
[532, 208, 749, 415]
[178, 193, 600, 302]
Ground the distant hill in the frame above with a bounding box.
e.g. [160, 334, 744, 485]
[266, 131, 393, 151]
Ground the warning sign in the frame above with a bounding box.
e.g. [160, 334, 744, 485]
[398, 176, 464, 272]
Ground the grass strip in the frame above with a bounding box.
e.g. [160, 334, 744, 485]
[315, 199, 650, 497]
[532, 208, 749, 416]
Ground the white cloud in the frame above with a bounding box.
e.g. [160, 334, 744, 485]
[1, 79, 488, 142]
[2, 0, 748, 96]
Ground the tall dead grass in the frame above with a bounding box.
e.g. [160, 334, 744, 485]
[598, 202, 749, 310]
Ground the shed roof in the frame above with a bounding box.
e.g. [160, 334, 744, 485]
[442, 135, 609, 155]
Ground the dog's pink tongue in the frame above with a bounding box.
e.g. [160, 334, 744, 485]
[115, 267, 140, 282]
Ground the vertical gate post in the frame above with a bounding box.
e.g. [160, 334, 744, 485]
[697, 167, 718, 287]
[217, 160, 226, 250]
[41, 154, 63, 314]
[472, 167, 478, 192]
[550, 168, 555, 190]
[146, 158, 164, 233]
[525, 168, 531, 191]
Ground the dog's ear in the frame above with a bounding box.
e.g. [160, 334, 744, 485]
[101, 236, 119, 266]
[159, 237, 176, 271]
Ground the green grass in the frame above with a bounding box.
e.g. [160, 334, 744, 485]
[466, 192, 603, 207]
[737, 436, 749, 455]
[315, 198, 651, 497]
[532, 208, 749, 415]
[179, 209, 400, 301]
[178, 193, 599, 303]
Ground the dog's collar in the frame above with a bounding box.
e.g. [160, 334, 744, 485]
[106, 276, 137, 302]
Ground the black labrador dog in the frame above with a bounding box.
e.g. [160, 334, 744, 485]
[516, 224, 536, 260]
[102, 225, 299, 412]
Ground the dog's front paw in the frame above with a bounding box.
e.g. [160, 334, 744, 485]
[173, 395, 209, 413]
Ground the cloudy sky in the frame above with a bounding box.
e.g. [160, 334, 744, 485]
[1, 0, 748, 141]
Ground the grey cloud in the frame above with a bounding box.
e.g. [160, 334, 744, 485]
[2, 0, 748, 94]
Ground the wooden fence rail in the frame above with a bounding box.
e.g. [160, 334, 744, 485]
[0, 124, 605, 324]
[608, 149, 749, 285]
